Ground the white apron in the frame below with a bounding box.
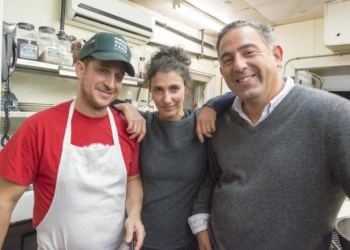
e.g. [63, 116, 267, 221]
[36, 101, 127, 250]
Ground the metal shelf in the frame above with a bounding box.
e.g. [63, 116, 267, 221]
[1, 111, 35, 118]
[15, 58, 145, 86]
[0, 60, 147, 125]
[294, 60, 350, 92]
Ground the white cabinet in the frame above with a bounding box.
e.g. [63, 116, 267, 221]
[324, 0, 350, 52]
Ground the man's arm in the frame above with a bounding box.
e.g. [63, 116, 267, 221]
[196, 92, 235, 143]
[124, 174, 145, 250]
[189, 140, 223, 249]
[204, 92, 235, 116]
[0, 177, 27, 248]
[110, 100, 146, 143]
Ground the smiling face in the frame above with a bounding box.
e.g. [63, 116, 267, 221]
[75, 58, 125, 116]
[219, 26, 283, 107]
[151, 71, 187, 121]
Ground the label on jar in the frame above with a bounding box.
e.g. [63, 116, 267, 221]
[40, 46, 60, 64]
[60, 51, 73, 66]
[17, 39, 38, 60]
[46, 46, 60, 63]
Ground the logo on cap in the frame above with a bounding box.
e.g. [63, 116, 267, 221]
[79, 32, 135, 76]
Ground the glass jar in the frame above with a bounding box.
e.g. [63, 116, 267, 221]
[57, 30, 73, 66]
[16, 22, 38, 61]
[37, 26, 60, 64]
[70, 36, 85, 64]
[138, 57, 146, 79]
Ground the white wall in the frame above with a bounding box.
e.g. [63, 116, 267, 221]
[3, 0, 350, 101]
[219, 18, 350, 96]
[3, 0, 94, 40]
[274, 18, 350, 76]
[2, 0, 219, 103]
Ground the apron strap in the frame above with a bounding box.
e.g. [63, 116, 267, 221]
[63, 100, 120, 147]
[63, 100, 75, 146]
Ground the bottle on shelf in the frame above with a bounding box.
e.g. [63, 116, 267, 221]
[138, 99, 148, 112]
[16, 22, 39, 61]
[57, 30, 73, 66]
[37, 26, 60, 65]
[70, 36, 85, 65]
[138, 57, 146, 79]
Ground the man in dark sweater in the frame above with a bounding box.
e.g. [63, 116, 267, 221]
[190, 20, 350, 250]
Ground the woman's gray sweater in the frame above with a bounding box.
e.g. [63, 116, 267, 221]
[193, 85, 350, 250]
[140, 110, 207, 249]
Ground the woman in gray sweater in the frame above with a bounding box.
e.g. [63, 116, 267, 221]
[113, 46, 233, 250]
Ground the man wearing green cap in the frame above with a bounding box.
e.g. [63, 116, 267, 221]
[0, 32, 145, 250]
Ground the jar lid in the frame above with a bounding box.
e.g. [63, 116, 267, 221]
[38, 26, 56, 34]
[17, 22, 35, 31]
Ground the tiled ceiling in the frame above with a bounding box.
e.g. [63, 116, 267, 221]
[128, 0, 329, 35]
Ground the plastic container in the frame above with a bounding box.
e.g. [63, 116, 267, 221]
[37, 26, 60, 64]
[57, 30, 73, 66]
[16, 22, 38, 60]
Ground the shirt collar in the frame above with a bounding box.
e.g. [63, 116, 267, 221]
[232, 76, 295, 126]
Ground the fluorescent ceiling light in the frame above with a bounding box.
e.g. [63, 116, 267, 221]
[174, 3, 225, 32]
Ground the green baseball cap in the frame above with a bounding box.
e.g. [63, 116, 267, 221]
[79, 32, 135, 77]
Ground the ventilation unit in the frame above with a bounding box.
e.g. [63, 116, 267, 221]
[324, 0, 350, 52]
[65, 0, 155, 44]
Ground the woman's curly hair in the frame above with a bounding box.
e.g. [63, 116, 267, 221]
[145, 46, 192, 88]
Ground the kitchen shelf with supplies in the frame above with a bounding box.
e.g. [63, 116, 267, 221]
[1, 102, 54, 118]
[1, 111, 35, 118]
[15, 58, 146, 87]
[1, 58, 148, 145]
[3, 59, 146, 118]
